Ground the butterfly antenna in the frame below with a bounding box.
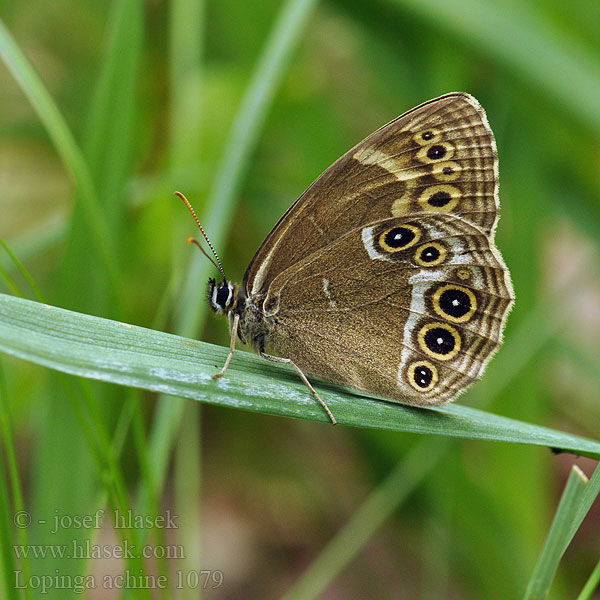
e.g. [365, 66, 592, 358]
[175, 191, 227, 281]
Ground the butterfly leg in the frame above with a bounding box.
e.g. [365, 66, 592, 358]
[212, 313, 239, 379]
[259, 352, 337, 425]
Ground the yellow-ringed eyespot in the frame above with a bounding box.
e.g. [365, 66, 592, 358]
[378, 224, 421, 253]
[418, 184, 460, 212]
[417, 322, 461, 361]
[412, 129, 441, 146]
[414, 242, 447, 267]
[407, 360, 438, 392]
[432, 284, 477, 323]
[431, 160, 461, 182]
[416, 141, 455, 164]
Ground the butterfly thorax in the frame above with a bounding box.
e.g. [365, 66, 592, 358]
[207, 278, 272, 353]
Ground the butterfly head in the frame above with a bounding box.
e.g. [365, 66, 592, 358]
[207, 278, 237, 315]
[175, 192, 239, 316]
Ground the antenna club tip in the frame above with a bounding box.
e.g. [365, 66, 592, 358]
[175, 191, 199, 220]
[186, 236, 196, 244]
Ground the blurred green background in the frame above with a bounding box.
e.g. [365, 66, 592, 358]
[1, 0, 600, 598]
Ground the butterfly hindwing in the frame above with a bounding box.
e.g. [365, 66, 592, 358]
[258, 213, 512, 404]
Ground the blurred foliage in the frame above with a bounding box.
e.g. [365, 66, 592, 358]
[0, 0, 599, 598]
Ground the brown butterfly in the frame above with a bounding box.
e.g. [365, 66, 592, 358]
[179, 92, 514, 424]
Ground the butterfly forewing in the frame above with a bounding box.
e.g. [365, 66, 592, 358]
[244, 93, 499, 298]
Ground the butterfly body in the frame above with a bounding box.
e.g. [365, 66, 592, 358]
[204, 93, 514, 420]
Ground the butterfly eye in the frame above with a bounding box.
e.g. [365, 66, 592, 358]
[432, 284, 477, 323]
[208, 279, 235, 313]
[216, 283, 233, 308]
[378, 224, 421, 253]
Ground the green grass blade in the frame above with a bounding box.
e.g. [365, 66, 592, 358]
[0, 462, 19, 600]
[0, 238, 44, 301]
[168, 0, 205, 176]
[566, 461, 600, 543]
[523, 465, 589, 600]
[0, 230, 145, 588]
[577, 559, 600, 600]
[0, 265, 21, 298]
[0, 214, 65, 277]
[141, 0, 321, 519]
[174, 411, 202, 600]
[0, 293, 599, 456]
[168, 4, 206, 596]
[282, 439, 450, 600]
[0, 362, 30, 600]
[83, 0, 143, 231]
[2, 218, 149, 594]
[0, 19, 120, 292]
[174, 0, 320, 336]
[284, 292, 564, 598]
[389, 0, 600, 134]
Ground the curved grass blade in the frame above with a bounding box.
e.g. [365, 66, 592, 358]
[282, 439, 450, 600]
[577, 559, 600, 600]
[0, 293, 599, 456]
[0, 19, 120, 292]
[0, 238, 43, 301]
[174, 0, 321, 336]
[524, 465, 590, 600]
[0, 362, 31, 600]
[390, 0, 600, 134]
[141, 0, 322, 521]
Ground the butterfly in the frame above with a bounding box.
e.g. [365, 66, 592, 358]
[179, 92, 514, 424]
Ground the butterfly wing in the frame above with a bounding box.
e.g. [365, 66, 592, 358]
[244, 93, 499, 299]
[260, 213, 513, 404]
